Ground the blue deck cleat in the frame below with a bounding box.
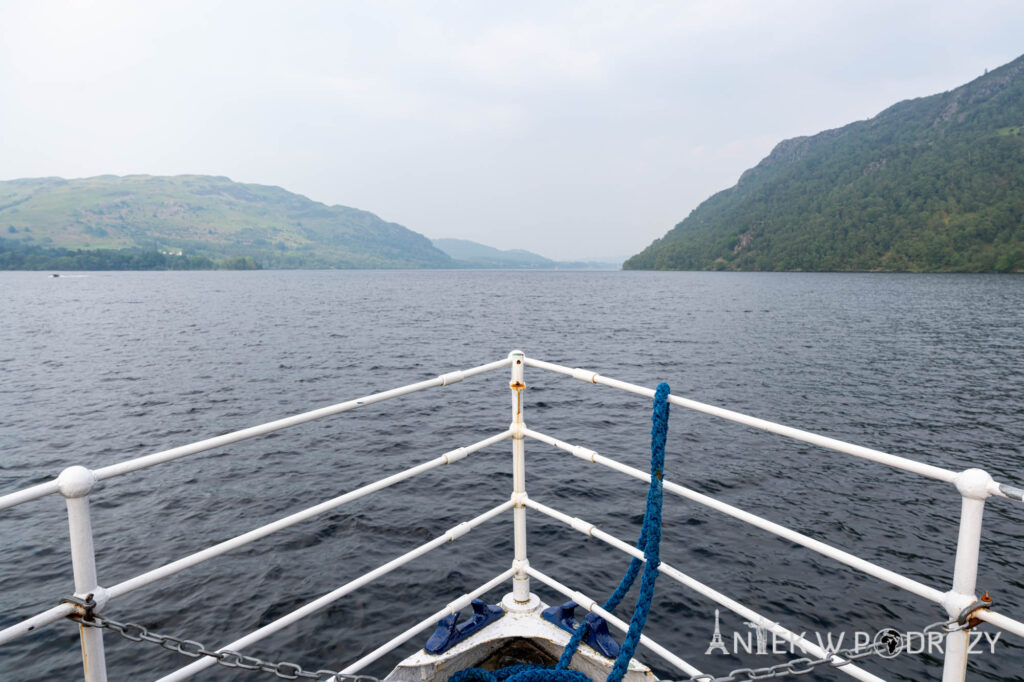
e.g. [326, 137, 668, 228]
[424, 599, 505, 655]
[540, 601, 620, 659]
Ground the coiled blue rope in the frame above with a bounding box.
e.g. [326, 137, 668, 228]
[451, 382, 671, 682]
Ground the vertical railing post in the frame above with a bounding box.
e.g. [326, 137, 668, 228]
[58, 465, 108, 682]
[509, 350, 531, 603]
[941, 469, 995, 682]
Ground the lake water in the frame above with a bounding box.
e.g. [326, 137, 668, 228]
[0, 270, 1022, 681]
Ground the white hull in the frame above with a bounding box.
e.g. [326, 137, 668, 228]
[386, 594, 655, 682]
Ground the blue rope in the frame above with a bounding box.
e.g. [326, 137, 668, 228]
[451, 383, 671, 682]
[557, 382, 669, 681]
[451, 665, 591, 682]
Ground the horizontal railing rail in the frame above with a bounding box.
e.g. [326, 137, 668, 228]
[0, 357, 512, 512]
[525, 357, 1024, 491]
[524, 497, 885, 682]
[0, 356, 515, 682]
[106, 430, 513, 601]
[526, 566, 702, 678]
[523, 427, 947, 604]
[337, 568, 516, 676]
[521, 355, 1024, 682]
[1, 350, 1021, 682]
[0, 431, 513, 647]
[156, 503, 514, 682]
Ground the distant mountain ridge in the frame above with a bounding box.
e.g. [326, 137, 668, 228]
[432, 238, 556, 268]
[625, 54, 1024, 272]
[431, 238, 620, 269]
[0, 175, 453, 269]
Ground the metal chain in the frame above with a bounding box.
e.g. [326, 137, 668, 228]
[63, 597, 991, 682]
[66, 607, 379, 682]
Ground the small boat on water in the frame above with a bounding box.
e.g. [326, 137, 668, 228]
[0, 351, 1022, 682]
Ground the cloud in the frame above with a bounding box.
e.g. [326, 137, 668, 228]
[453, 24, 606, 88]
[1, 1, 1023, 259]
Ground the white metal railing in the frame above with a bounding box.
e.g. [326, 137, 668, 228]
[521, 355, 1024, 682]
[156, 505, 515, 682]
[0, 356, 514, 681]
[1, 351, 1022, 682]
[523, 498, 883, 681]
[523, 427, 946, 603]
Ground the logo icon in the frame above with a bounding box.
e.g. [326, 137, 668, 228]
[873, 628, 903, 659]
[705, 609, 728, 655]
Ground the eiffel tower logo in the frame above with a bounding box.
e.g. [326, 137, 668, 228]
[705, 609, 728, 655]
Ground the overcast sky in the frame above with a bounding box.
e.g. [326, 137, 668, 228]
[1, 1, 1023, 260]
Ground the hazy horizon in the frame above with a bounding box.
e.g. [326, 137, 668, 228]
[2, 1, 1023, 261]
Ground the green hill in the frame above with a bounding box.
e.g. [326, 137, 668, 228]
[0, 175, 453, 269]
[625, 54, 1024, 273]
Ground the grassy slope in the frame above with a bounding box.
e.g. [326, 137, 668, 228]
[0, 175, 453, 269]
[624, 54, 1024, 272]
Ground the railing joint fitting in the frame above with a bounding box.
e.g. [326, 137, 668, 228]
[571, 368, 599, 384]
[446, 522, 471, 542]
[571, 445, 597, 462]
[941, 589, 980, 619]
[57, 465, 97, 498]
[61, 585, 110, 617]
[571, 590, 596, 611]
[439, 370, 465, 386]
[511, 491, 529, 507]
[444, 447, 469, 465]
[954, 468, 996, 500]
[509, 422, 526, 440]
[570, 517, 595, 536]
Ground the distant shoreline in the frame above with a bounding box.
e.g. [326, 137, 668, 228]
[8, 267, 1022, 275]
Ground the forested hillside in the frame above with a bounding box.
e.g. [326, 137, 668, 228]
[625, 54, 1024, 272]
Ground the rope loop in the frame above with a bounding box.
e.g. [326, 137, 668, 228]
[455, 382, 672, 682]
